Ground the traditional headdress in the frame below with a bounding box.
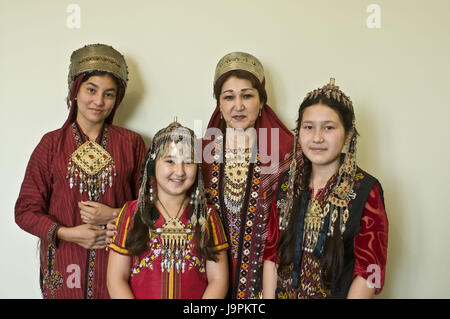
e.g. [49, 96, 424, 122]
[279, 78, 357, 244]
[214, 51, 265, 84]
[64, 43, 129, 127]
[136, 118, 210, 239]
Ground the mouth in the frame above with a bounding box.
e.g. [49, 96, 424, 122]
[310, 147, 327, 152]
[232, 115, 247, 121]
[169, 178, 185, 184]
[89, 108, 103, 114]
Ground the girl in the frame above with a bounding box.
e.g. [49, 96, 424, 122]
[107, 120, 229, 299]
[263, 78, 388, 298]
[15, 44, 147, 298]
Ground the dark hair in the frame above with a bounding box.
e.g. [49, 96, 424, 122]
[213, 69, 267, 106]
[277, 94, 357, 289]
[80, 70, 120, 88]
[124, 151, 220, 262]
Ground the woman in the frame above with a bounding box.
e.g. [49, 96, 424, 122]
[107, 120, 229, 298]
[202, 52, 296, 298]
[263, 78, 389, 298]
[15, 44, 147, 298]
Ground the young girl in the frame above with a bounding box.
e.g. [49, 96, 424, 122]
[107, 120, 229, 299]
[15, 44, 147, 298]
[263, 78, 389, 298]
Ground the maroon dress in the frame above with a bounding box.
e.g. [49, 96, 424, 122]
[15, 122, 146, 298]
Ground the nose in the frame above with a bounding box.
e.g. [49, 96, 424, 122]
[313, 128, 324, 143]
[93, 92, 105, 106]
[234, 96, 245, 111]
[173, 162, 186, 177]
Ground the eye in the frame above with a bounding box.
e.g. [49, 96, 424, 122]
[302, 125, 313, 130]
[105, 92, 116, 99]
[165, 159, 174, 164]
[87, 87, 96, 94]
[325, 126, 335, 130]
[222, 95, 234, 101]
[243, 94, 254, 99]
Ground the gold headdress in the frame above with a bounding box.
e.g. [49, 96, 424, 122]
[149, 118, 195, 162]
[214, 52, 264, 84]
[303, 78, 354, 121]
[68, 43, 129, 94]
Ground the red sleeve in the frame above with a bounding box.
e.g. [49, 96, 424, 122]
[15, 134, 61, 246]
[109, 201, 136, 255]
[263, 194, 280, 262]
[206, 205, 229, 252]
[352, 182, 389, 294]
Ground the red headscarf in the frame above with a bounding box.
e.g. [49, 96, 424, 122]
[205, 104, 294, 167]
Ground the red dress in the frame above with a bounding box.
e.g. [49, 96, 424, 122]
[109, 200, 229, 299]
[15, 123, 147, 298]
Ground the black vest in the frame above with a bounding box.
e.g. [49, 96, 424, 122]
[277, 167, 384, 298]
[330, 168, 384, 298]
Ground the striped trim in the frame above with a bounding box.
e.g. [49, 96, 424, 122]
[214, 242, 229, 251]
[209, 214, 219, 246]
[109, 203, 131, 253]
[108, 243, 130, 255]
[121, 216, 130, 248]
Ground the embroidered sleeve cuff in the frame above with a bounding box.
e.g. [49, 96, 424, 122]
[108, 243, 131, 255]
[47, 222, 61, 248]
[213, 242, 229, 252]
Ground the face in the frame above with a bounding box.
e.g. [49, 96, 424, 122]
[299, 103, 349, 169]
[76, 74, 117, 126]
[219, 76, 263, 130]
[155, 142, 197, 199]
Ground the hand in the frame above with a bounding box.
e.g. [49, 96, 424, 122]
[105, 218, 118, 251]
[57, 224, 107, 250]
[79, 201, 118, 226]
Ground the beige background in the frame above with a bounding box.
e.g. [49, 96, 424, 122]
[1, 0, 449, 298]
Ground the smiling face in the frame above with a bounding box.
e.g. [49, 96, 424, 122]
[299, 103, 349, 169]
[219, 76, 263, 130]
[75, 74, 118, 127]
[154, 141, 197, 200]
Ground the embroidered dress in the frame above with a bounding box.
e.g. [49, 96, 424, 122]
[203, 52, 298, 298]
[15, 123, 146, 298]
[265, 168, 389, 298]
[203, 105, 295, 299]
[109, 200, 229, 299]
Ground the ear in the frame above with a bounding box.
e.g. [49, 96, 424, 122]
[342, 129, 354, 153]
[345, 131, 353, 145]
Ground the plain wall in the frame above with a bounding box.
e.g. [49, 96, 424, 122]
[1, 0, 449, 298]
